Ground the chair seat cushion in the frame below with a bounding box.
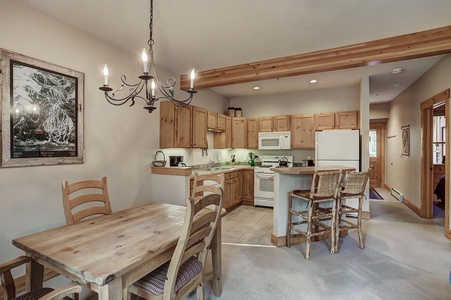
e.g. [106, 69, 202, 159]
[14, 288, 54, 300]
[133, 256, 203, 296]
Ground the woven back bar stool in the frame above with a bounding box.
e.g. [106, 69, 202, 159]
[334, 169, 371, 253]
[287, 170, 342, 260]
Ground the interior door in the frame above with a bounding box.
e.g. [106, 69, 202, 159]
[369, 122, 386, 187]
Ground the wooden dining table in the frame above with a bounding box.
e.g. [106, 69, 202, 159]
[12, 202, 223, 299]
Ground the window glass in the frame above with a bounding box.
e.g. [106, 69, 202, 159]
[369, 130, 377, 157]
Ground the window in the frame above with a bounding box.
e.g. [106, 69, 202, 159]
[433, 115, 446, 164]
[369, 130, 377, 157]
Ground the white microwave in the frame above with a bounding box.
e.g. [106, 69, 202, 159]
[258, 131, 291, 150]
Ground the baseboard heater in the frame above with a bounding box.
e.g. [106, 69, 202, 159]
[391, 188, 404, 202]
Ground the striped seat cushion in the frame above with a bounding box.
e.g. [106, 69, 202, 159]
[133, 256, 203, 296]
[14, 287, 74, 300]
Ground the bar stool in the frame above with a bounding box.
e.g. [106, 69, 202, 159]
[287, 170, 342, 260]
[334, 169, 371, 253]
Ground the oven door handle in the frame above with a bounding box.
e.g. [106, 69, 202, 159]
[255, 173, 274, 179]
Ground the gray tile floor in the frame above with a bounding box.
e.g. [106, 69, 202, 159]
[221, 187, 399, 246]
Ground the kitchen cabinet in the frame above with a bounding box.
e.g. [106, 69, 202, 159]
[315, 112, 335, 130]
[207, 111, 218, 130]
[259, 117, 274, 132]
[217, 114, 226, 131]
[214, 116, 232, 149]
[274, 115, 290, 131]
[192, 106, 207, 148]
[225, 171, 242, 209]
[336, 111, 359, 129]
[159, 101, 192, 148]
[241, 169, 254, 205]
[291, 114, 315, 149]
[232, 118, 247, 148]
[247, 118, 259, 149]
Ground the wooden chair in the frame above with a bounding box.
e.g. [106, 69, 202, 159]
[334, 169, 371, 252]
[191, 172, 225, 201]
[0, 256, 82, 300]
[62, 176, 112, 224]
[287, 170, 342, 260]
[128, 189, 224, 300]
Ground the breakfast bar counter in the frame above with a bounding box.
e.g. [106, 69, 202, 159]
[270, 166, 356, 247]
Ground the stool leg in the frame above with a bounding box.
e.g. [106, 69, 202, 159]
[330, 200, 336, 254]
[287, 194, 293, 247]
[335, 198, 342, 253]
[357, 196, 364, 249]
[305, 200, 313, 260]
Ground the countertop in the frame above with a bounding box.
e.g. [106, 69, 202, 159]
[151, 165, 254, 176]
[270, 165, 356, 175]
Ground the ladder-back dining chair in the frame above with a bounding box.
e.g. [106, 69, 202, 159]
[0, 256, 82, 300]
[191, 172, 225, 201]
[128, 188, 224, 300]
[334, 168, 371, 253]
[62, 176, 112, 224]
[287, 170, 342, 260]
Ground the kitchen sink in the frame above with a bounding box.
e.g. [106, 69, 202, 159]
[212, 166, 236, 171]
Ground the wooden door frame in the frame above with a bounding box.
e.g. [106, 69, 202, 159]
[370, 121, 386, 188]
[420, 89, 450, 239]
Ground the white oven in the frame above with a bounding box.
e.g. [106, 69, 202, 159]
[254, 155, 293, 207]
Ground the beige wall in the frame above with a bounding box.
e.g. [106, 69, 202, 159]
[386, 55, 451, 209]
[0, 0, 228, 263]
[370, 102, 390, 120]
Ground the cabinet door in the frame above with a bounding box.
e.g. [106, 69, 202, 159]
[241, 169, 254, 201]
[247, 118, 259, 149]
[224, 174, 232, 210]
[192, 106, 207, 148]
[159, 101, 176, 148]
[291, 114, 315, 149]
[274, 115, 290, 131]
[207, 111, 218, 130]
[217, 114, 226, 131]
[336, 111, 359, 129]
[225, 116, 232, 148]
[175, 105, 192, 148]
[230, 172, 242, 205]
[259, 116, 274, 132]
[315, 112, 335, 130]
[232, 118, 247, 148]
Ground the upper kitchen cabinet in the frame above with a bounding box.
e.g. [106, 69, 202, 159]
[247, 118, 258, 149]
[291, 114, 315, 149]
[160, 101, 192, 148]
[207, 111, 226, 132]
[192, 106, 207, 148]
[232, 118, 247, 148]
[217, 114, 226, 131]
[335, 111, 359, 129]
[274, 115, 290, 131]
[258, 116, 274, 132]
[315, 112, 335, 130]
[214, 115, 232, 149]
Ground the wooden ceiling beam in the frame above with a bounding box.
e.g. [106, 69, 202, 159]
[180, 25, 451, 91]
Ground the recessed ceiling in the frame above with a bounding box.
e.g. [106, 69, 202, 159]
[19, 0, 451, 102]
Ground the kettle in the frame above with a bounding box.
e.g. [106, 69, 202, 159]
[278, 157, 289, 167]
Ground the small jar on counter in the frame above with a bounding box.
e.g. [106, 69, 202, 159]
[235, 108, 242, 117]
[228, 107, 235, 117]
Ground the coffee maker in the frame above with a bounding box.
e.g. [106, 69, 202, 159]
[169, 156, 183, 167]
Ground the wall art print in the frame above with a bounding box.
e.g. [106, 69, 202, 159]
[0, 49, 84, 167]
[401, 125, 410, 156]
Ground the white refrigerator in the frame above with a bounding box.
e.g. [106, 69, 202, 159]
[315, 129, 360, 171]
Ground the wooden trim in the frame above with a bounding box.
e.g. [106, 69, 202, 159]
[150, 167, 192, 176]
[403, 198, 422, 217]
[0, 268, 58, 298]
[181, 25, 451, 90]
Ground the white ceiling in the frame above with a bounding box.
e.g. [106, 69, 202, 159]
[20, 0, 451, 103]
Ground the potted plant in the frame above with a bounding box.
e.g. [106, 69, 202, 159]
[248, 152, 258, 166]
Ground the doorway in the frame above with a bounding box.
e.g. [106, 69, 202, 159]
[369, 121, 386, 188]
[420, 89, 450, 239]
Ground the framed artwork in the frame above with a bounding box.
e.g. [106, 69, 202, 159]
[401, 125, 410, 156]
[0, 49, 84, 167]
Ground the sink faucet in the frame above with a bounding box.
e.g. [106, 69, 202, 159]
[207, 160, 215, 171]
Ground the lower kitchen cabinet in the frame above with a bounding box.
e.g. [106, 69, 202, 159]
[241, 169, 254, 205]
[225, 171, 242, 209]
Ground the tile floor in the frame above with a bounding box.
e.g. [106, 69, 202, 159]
[221, 187, 400, 246]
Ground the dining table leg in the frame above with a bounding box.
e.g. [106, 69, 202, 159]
[97, 278, 122, 300]
[211, 215, 223, 296]
[25, 258, 44, 292]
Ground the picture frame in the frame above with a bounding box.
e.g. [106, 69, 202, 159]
[401, 125, 410, 156]
[0, 49, 84, 167]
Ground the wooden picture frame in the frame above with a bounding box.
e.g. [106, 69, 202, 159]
[0, 49, 84, 167]
[401, 125, 410, 156]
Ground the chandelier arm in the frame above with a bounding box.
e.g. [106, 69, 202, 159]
[104, 81, 147, 106]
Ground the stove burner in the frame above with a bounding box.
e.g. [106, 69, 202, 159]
[259, 165, 273, 168]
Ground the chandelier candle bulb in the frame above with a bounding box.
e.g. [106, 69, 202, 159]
[151, 80, 156, 97]
[190, 69, 195, 89]
[142, 49, 149, 73]
[103, 65, 109, 85]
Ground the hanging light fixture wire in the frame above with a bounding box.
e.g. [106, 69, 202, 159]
[99, 0, 196, 113]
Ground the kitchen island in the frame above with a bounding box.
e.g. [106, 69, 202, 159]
[270, 166, 356, 247]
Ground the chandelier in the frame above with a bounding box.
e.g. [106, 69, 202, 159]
[99, 0, 197, 113]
